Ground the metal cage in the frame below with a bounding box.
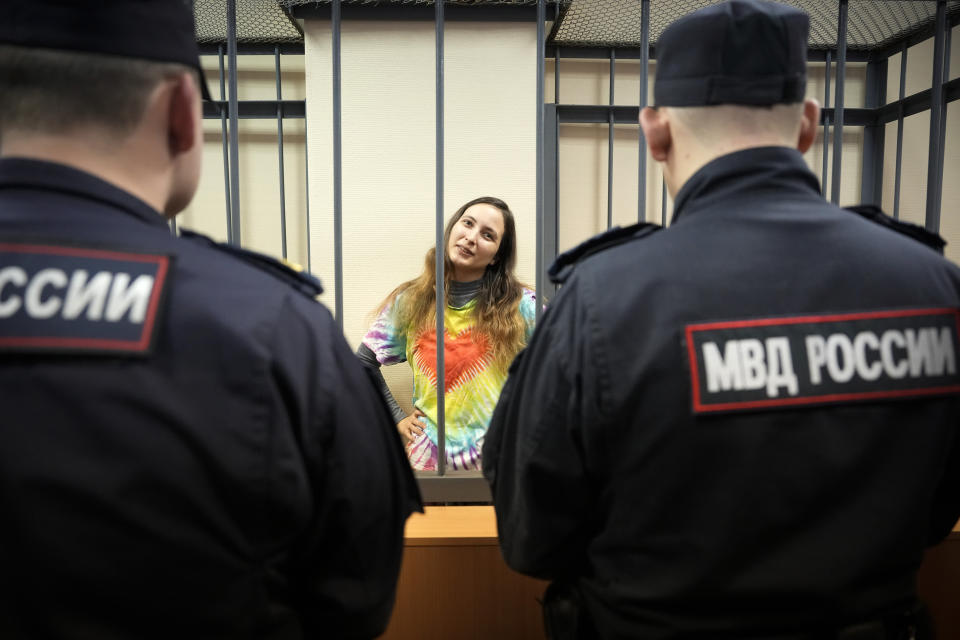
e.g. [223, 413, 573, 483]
[196, 0, 958, 502]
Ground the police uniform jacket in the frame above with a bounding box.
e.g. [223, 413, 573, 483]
[483, 146, 960, 639]
[0, 158, 421, 640]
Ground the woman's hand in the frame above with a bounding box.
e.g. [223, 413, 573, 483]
[398, 408, 427, 443]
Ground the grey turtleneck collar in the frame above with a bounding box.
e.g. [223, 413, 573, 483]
[448, 278, 482, 308]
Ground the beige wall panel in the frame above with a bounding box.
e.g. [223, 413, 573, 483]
[906, 37, 936, 96]
[886, 51, 904, 103]
[306, 21, 435, 414]
[939, 104, 960, 263]
[895, 112, 931, 228]
[882, 120, 900, 215]
[180, 57, 308, 268]
[444, 22, 537, 293]
[557, 123, 657, 254]
[303, 21, 337, 323]
[545, 58, 556, 104]
[953, 25, 960, 81]
[551, 58, 650, 106]
[806, 62, 866, 108]
[555, 59, 610, 105]
[558, 123, 605, 252]
[803, 126, 865, 205]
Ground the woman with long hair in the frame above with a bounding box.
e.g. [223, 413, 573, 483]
[356, 196, 536, 471]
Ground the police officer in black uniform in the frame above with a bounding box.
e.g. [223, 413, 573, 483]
[483, 2, 960, 638]
[0, 2, 420, 638]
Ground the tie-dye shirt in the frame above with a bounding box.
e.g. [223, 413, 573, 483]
[362, 289, 536, 471]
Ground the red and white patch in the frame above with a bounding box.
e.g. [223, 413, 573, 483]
[685, 308, 960, 414]
[0, 242, 170, 355]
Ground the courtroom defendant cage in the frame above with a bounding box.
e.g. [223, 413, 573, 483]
[193, 0, 959, 502]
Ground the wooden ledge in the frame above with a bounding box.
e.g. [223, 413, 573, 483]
[402, 509, 960, 546]
[403, 506, 499, 547]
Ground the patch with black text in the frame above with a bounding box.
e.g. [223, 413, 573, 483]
[0, 243, 170, 355]
[686, 308, 960, 413]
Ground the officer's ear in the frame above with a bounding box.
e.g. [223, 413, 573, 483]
[639, 106, 671, 162]
[796, 98, 821, 154]
[166, 72, 201, 157]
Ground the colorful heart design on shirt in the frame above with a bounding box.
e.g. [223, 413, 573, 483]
[414, 328, 493, 394]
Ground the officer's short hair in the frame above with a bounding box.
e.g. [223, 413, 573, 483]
[0, 44, 195, 140]
[669, 103, 805, 146]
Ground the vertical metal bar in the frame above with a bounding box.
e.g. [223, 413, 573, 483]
[638, 0, 650, 223]
[661, 179, 667, 226]
[553, 45, 560, 294]
[304, 115, 313, 274]
[219, 45, 233, 243]
[607, 49, 615, 230]
[169, 218, 177, 234]
[275, 46, 288, 260]
[926, 2, 948, 232]
[893, 43, 907, 220]
[543, 105, 558, 306]
[554, 0, 560, 105]
[937, 25, 951, 179]
[226, 0, 242, 246]
[332, 0, 344, 329]
[555, 47, 560, 104]
[860, 58, 886, 206]
[830, 0, 848, 205]
[435, 0, 446, 476]
[553, 44, 560, 293]
[821, 51, 832, 197]
[536, 0, 545, 326]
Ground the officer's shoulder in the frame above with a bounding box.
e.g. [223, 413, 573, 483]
[178, 229, 324, 299]
[843, 204, 946, 254]
[548, 222, 662, 284]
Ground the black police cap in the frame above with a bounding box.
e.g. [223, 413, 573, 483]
[0, 0, 211, 100]
[654, 0, 808, 107]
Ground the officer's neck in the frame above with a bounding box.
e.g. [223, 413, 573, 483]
[1, 129, 172, 217]
[667, 138, 798, 200]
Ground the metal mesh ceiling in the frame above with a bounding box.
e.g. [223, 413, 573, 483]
[194, 0, 957, 49]
[550, 0, 960, 51]
[195, 0, 566, 44]
[284, 0, 564, 6]
[195, 0, 303, 44]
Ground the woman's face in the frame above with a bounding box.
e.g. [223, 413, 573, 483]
[447, 203, 505, 282]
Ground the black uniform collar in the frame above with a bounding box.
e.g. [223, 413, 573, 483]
[0, 157, 170, 229]
[671, 146, 822, 224]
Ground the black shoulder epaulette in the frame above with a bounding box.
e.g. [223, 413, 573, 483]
[179, 229, 324, 298]
[548, 222, 662, 284]
[844, 204, 946, 254]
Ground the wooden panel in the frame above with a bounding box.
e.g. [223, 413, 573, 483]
[404, 506, 499, 546]
[380, 545, 547, 640]
[382, 511, 960, 639]
[918, 531, 960, 640]
[380, 505, 547, 640]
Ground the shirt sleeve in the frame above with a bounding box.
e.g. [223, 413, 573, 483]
[272, 293, 422, 638]
[519, 288, 537, 344]
[356, 343, 409, 424]
[483, 272, 606, 581]
[361, 295, 408, 366]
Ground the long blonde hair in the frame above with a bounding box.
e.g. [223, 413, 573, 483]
[377, 196, 528, 364]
